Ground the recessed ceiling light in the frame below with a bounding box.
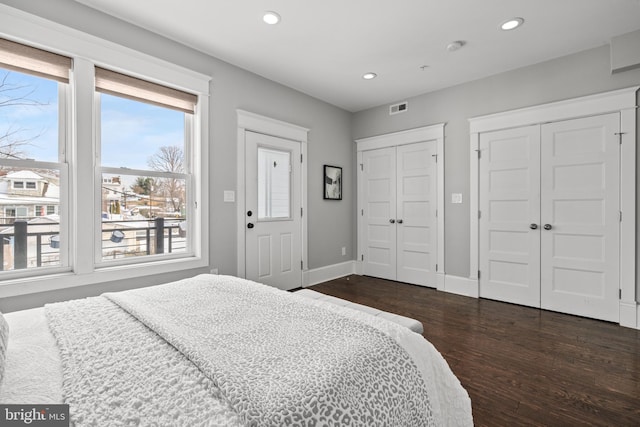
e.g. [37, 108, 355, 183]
[362, 72, 377, 80]
[263, 11, 281, 25]
[500, 17, 524, 31]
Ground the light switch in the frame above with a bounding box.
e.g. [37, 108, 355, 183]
[451, 193, 463, 204]
[224, 190, 235, 202]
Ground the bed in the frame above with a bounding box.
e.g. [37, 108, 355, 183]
[0, 274, 472, 426]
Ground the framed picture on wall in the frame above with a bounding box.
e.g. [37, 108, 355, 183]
[323, 165, 342, 200]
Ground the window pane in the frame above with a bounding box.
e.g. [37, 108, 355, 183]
[257, 147, 290, 220]
[100, 172, 186, 261]
[100, 94, 185, 170]
[0, 167, 61, 271]
[100, 92, 189, 264]
[0, 69, 59, 162]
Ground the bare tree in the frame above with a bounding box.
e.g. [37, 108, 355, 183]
[0, 71, 47, 160]
[147, 146, 184, 213]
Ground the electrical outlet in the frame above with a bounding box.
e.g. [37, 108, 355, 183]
[341, 247, 346, 256]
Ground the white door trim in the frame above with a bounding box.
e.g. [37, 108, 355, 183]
[236, 110, 309, 281]
[355, 123, 445, 288]
[469, 86, 639, 328]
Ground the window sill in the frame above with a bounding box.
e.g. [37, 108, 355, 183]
[0, 256, 208, 298]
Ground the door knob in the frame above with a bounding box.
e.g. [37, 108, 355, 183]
[543, 224, 552, 230]
[247, 223, 254, 229]
[397, 219, 403, 224]
[529, 223, 538, 230]
[389, 219, 396, 224]
[247, 210, 253, 217]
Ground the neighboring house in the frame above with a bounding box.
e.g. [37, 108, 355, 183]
[0, 170, 60, 224]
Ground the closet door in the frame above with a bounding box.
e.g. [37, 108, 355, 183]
[479, 125, 541, 307]
[362, 147, 397, 281]
[396, 141, 437, 286]
[540, 113, 620, 322]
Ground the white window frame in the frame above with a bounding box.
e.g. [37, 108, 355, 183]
[0, 5, 210, 298]
[95, 93, 194, 267]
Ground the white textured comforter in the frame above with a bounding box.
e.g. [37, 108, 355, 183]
[2, 274, 473, 426]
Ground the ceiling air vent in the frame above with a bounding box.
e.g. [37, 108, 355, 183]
[389, 101, 408, 115]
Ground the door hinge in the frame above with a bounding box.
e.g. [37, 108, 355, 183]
[615, 132, 626, 144]
[361, 254, 364, 261]
[435, 209, 438, 218]
[619, 211, 622, 222]
[436, 263, 438, 272]
[478, 210, 481, 219]
[619, 289, 622, 299]
[300, 154, 303, 162]
[360, 163, 364, 171]
[478, 270, 481, 279]
[432, 154, 438, 163]
[301, 207, 303, 217]
[475, 149, 481, 159]
[301, 260, 304, 269]
[361, 209, 364, 216]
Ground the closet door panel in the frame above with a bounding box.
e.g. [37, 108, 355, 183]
[396, 141, 437, 287]
[540, 113, 620, 322]
[362, 147, 397, 281]
[479, 125, 541, 307]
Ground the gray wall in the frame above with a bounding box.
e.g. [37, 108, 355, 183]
[0, 0, 355, 311]
[352, 45, 640, 296]
[2, 0, 639, 310]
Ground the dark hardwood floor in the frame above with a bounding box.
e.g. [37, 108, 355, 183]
[309, 275, 640, 426]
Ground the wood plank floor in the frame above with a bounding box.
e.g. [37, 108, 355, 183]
[309, 275, 640, 426]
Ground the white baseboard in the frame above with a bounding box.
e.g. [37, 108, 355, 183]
[303, 261, 356, 287]
[444, 275, 479, 298]
[620, 301, 640, 329]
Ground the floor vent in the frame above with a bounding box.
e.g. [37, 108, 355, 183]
[389, 101, 408, 115]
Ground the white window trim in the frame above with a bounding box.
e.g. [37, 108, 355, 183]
[468, 86, 639, 329]
[0, 4, 210, 298]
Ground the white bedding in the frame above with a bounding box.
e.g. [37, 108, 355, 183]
[0, 274, 473, 426]
[0, 307, 62, 404]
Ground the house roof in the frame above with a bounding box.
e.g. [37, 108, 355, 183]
[5, 170, 46, 180]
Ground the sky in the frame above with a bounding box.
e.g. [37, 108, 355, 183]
[0, 69, 184, 172]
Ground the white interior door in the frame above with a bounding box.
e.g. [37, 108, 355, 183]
[396, 141, 437, 286]
[362, 147, 397, 281]
[245, 131, 301, 290]
[540, 113, 620, 322]
[479, 125, 541, 307]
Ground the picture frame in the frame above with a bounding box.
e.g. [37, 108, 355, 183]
[323, 165, 342, 200]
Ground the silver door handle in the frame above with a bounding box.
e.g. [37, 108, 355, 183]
[397, 219, 403, 224]
[389, 219, 395, 224]
[530, 223, 538, 230]
[543, 224, 552, 230]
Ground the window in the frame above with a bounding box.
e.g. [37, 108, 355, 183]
[258, 147, 291, 220]
[96, 68, 195, 264]
[0, 37, 68, 273]
[0, 22, 208, 294]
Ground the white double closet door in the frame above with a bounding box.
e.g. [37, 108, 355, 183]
[479, 113, 620, 322]
[361, 141, 437, 287]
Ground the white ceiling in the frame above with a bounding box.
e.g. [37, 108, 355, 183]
[74, 0, 640, 112]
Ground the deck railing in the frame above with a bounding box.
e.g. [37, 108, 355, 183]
[0, 217, 186, 271]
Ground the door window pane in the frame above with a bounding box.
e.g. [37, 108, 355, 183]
[258, 147, 290, 220]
